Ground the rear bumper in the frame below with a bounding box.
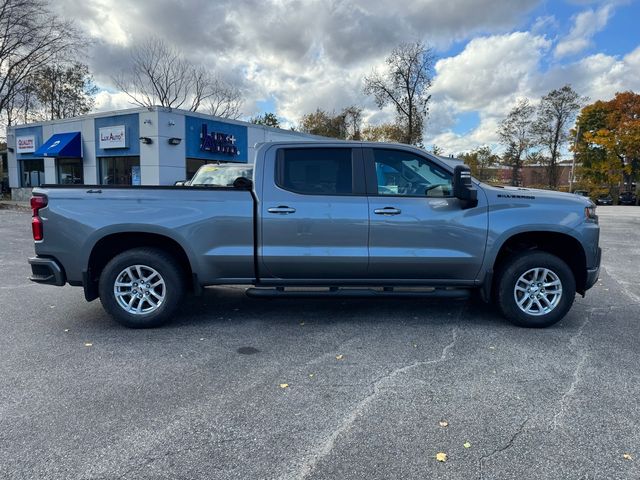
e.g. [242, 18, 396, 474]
[28, 256, 66, 286]
[585, 247, 601, 291]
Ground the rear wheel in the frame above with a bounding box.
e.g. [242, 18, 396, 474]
[496, 251, 575, 328]
[99, 248, 185, 328]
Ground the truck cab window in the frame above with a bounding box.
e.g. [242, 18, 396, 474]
[277, 148, 353, 195]
[373, 149, 452, 197]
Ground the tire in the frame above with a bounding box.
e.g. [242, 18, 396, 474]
[496, 251, 576, 328]
[99, 248, 185, 328]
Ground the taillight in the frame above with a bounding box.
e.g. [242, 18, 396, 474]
[30, 195, 48, 241]
[32, 217, 43, 241]
[31, 195, 47, 214]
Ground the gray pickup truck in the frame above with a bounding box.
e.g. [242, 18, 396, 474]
[29, 141, 601, 328]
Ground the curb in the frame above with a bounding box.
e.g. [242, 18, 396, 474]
[0, 200, 30, 210]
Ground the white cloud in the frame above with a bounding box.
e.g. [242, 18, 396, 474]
[432, 32, 550, 114]
[93, 90, 135, 112]
[43, 0, 640, 158]
[554, 4, 613, 58]
[543, 46, 640, 100]
[424, 36, 640, 155]
[49, 0, 543, 126]
[425, 32, 550, 153]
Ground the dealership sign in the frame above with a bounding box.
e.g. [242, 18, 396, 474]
[16, 135, 36, 153]
[99, 125, 127, 149]
[200, 124, 239, 156]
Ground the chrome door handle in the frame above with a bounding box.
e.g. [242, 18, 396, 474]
[374, 207, 401, 215]
[267, 206, 296, 214]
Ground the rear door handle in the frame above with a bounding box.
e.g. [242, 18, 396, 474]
[374, 207, 401, 215]
[267, 206, 296, 214]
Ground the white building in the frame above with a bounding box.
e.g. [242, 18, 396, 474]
[5, 106, 320, 200]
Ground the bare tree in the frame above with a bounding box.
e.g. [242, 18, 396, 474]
[532, 85, 585, 188]
[113, 37, 243, 118]
[3, 76, 38, 126]
[113, 38, 192, 109]
[205, 78, 242, 119]
[498, 99, 537, 186]
[0, 0, 84, 129]
[364, 41, 435, 146]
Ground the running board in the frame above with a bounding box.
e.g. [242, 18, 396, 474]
[245, 287, 471, 299]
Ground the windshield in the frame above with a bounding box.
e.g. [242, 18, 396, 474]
[190, 164, 253, 187]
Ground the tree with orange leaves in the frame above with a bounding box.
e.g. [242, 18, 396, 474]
[574, 91, 640, 200]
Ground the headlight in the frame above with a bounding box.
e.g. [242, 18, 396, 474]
[585, 205, 598, 222]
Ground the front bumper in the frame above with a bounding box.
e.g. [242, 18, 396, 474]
[28, 256, 66, 286]
[585, 247, 602, 291]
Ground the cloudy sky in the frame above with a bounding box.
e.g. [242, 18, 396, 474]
[54, 0, 639, 154]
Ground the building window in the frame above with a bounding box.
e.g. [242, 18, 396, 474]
[20, 159, 44, 187]
[57, 158, 84, 184]
[100, 156, 140, 185]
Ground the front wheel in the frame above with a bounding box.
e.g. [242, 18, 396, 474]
[496, 251, 576, 328]
[99, 248, 185, 328]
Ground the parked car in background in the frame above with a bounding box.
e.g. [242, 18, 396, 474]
[595, 194, 613, 206]
[618, 191, 638, 206]
[573, 190, 590, 198]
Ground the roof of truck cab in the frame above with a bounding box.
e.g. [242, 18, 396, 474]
[253, 141, 464, 169]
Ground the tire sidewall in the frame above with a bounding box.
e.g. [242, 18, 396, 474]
[99, 249, 184, 328]
[497, 251, 576, 328]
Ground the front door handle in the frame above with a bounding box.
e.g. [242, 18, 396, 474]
[268, 206, 296, 214]
[374, 207, 401, 215]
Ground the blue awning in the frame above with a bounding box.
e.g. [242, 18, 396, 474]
[34, 132, 82, 158]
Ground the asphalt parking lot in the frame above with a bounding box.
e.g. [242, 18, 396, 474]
[1, 205, 639, 480]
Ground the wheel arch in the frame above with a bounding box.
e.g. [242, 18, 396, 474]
[488, 230, 588, 299]
[84, 230, 196, 300]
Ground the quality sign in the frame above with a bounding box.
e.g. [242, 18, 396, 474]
[16, 135, 36, 153]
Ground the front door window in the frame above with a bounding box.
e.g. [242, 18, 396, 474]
[57, 158, 84, 184]
[373, 149, 453, 197]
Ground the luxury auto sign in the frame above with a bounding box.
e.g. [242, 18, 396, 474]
[200, 124, 239, 156]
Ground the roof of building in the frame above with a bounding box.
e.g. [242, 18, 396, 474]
[5, 105, 323, 140]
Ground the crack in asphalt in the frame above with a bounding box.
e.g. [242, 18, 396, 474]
[116, 435, 252, 479]
[601, 264, 640, 304]
[478, 417, 529, 480]
[551, 352, 589, 430]
[477, 311, 592, 479]
[289, 307, 465, 480]
[550, 311, 591, 431]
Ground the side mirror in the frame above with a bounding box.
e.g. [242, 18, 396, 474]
[233, 176, 253, 189]
[174, 180, 186, 186]
[453, 165, 478, 209]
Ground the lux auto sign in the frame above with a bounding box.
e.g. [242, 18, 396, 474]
[99, 125, 127, 149]
[200, 124, 239, 156]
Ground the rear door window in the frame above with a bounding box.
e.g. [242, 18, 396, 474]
[276, 148, 354, 195]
